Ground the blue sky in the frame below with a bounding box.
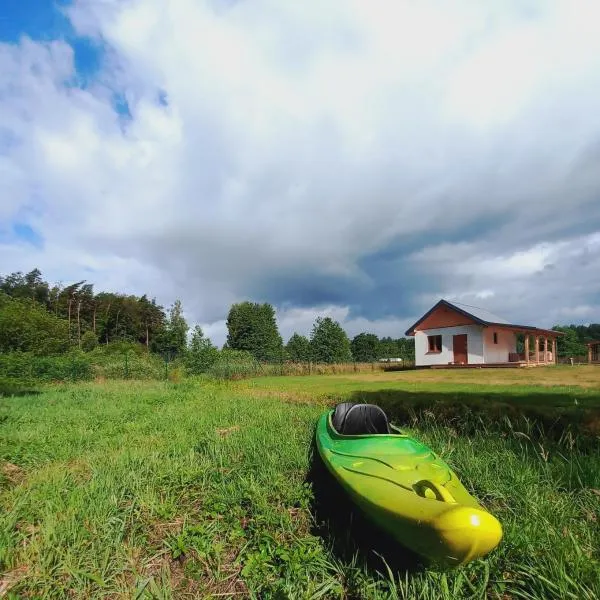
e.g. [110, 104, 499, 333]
[1, 1, 600, 345]
[0, 1, 102, 79]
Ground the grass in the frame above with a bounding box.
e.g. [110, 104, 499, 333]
[1, 369, 599, 598]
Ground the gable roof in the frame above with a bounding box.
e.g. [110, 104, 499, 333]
[405, 299, 563, 337]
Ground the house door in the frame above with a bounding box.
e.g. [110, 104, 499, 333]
[453, 334, 468, 364]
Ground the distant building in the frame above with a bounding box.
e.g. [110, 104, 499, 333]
[405, 299, 563, 368]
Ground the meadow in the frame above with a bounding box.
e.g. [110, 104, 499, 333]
[1, 367, 599, 598]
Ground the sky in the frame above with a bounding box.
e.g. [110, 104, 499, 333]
[1, 0, 600, 346]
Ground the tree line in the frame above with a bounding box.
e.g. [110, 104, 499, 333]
[4, 268, 593, 368]
[0, 270, 414, 370]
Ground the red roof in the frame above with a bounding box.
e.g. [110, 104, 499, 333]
[405, 299, 564, 337]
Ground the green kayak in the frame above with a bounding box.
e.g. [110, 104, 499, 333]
[315, 403, 502, 566]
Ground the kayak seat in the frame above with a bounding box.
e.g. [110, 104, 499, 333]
[332, 402, 390, 435]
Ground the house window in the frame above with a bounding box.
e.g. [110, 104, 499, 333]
[493, 332, 498, 344]
[427, 335, 442, 353]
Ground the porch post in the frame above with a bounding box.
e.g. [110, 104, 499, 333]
[535, 336, 540, 364]
[543, 337, 548, 364]
[525, 334, 530, 364]
[589, 345, 593, 364]
[552, 338, 557, 365]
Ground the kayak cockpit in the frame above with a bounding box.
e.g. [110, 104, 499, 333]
[331, 402, 393, 435]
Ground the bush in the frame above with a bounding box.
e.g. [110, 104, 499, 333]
[0, 352, 93, 382]
[207, 349, 261, 380]
[81, 331, 99, 352]
[184, 326, 219, 375]
[93, 352, 165, 380]
[88, 341, 147, 359]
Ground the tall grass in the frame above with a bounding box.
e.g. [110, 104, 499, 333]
[0, 351, 93, 383]
[214, 361, 416, 379]
[1, 379, 598, 598]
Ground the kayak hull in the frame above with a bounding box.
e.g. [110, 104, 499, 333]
[315, 411, 502, 566]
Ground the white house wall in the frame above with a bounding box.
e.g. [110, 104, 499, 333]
[415, 325, 484, 366]
[482, 328, 516, 363]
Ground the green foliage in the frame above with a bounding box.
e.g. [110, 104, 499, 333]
[96, 354, 165, 380]
[0, 268, 49, 304]
[0, 352, 93, 382]
[553, 326, 588, 357]
[207, 348, 260, 379]
[226, 302, 283, 361]
[80, 330, 98, 352]
[184, 326, 218, 374]
[351, 332, 380, 362]
[379, 336, 415, 360]
[0, 269, 168, 350]
[285, 333, 312, 362]
[86, 343, 165, 379]
[89, 341, 147, 357]
[310, 317, 352, 363]
[153, 299, 189, 358]
[0, 293, 69, 355]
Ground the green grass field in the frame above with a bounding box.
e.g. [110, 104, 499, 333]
[1, 368, 599, 598]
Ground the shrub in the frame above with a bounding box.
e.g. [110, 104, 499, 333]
[81, 331, 99, 352]
[94, 353, 165, 380]
[0, 352, 93, 382]
[184, 326, 219, 375]
[0, 294, 69, 355]
[207, 349, 261, 380]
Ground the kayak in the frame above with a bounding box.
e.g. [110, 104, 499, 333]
[315, 403, 502, 566]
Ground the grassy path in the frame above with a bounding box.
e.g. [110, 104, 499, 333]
[1, 378, 599, 598]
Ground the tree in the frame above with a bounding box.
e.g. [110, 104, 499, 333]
[310, 317, 352, 363]
[154, 300, 189, 357]
[226, 302, 283, 361]
[552, 326, 587, 358]
[351, 333, 380, 362]
[379, 336, 398, 359]
[398, 337, 415, 360]
[185, 326, 218, 374]
[0, 269, 49, 304]
[286, 333, 312, 362]
[0, 293, 69, 355]
[81, 330, 98, 352]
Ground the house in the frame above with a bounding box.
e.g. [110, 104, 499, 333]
[588, 341, 600, 364]
[405, 299, 563, 368]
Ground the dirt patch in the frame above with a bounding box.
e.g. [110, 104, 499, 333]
[0, 566, 28, 597]
[146, 517, 186, 547]
[216, 426, 240, 437]
[140, 541, 247, 598]
[1, 462, 25, 486]
[66, 459, 92, 484]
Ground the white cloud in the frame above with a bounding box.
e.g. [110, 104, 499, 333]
[1, 0, 600, 342]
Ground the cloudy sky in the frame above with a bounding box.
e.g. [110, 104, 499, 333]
[1, 1, 600, 345]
